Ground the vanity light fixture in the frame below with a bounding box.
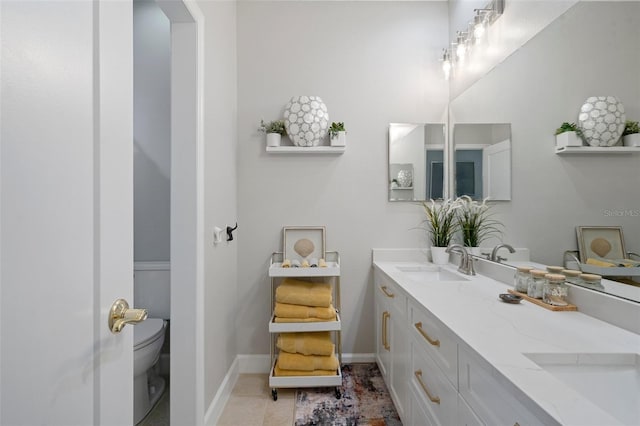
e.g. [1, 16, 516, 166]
[441, 0, 505, 79]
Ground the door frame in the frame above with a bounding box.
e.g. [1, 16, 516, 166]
[155, 1, 205, 424]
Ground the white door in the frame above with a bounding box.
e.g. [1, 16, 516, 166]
[482, 139, 511, 200]
[1, 1, 134, 424]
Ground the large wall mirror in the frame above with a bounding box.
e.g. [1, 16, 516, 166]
[453, 123, 511, 200]
[388, 123, 446, 202]
[447, 1, 640, 303]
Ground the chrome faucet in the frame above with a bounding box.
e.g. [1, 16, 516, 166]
[490, 243, 515, 262]
[446, 244, 476, 276]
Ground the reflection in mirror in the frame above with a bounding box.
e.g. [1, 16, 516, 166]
[453, 123, 511, 200]
[388, 123, 445, 202]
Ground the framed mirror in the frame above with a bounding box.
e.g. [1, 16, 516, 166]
[452, 123, 511, 200]
[388, 123, 446, 202]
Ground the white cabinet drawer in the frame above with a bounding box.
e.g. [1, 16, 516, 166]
[410, 300, 458, 387]
[459, 346, 553, 426]
[410, 341, 458, 426]
[375, 273, 407, 318]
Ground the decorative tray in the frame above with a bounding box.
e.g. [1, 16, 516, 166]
[507, 289, 578, 312]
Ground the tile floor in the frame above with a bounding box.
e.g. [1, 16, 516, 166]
[217, 374, 296, 426]
[139, 374, 296, 425]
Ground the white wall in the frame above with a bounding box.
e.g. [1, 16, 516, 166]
[450, 1, 640, 265]
[237, 1, 449, 356]
[133, 0, 171, 261]
[197, 0, 239, 409]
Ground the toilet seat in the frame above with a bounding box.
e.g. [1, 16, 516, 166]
[134, 318, 165, 350]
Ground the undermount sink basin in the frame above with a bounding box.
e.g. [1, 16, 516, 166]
[395, 265, 470, 282]
[524, 353, 640, 425]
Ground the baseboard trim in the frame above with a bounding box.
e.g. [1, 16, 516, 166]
[237, 353, 376, 374]
[203, 357, 239, 426]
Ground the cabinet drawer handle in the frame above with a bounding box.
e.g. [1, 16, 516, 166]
[414, 322, 440, 347]
[380, 286, 395, 298]
[414, 370, 440, 404]
[382, 311, 390, 350]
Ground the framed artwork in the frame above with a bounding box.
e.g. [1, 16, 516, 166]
[283, 226, 326, 261]
[576, 226, 627, 263]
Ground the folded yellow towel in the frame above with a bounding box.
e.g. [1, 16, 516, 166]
[274, 363, 337, 377]
[274, 316, 336, 323]
[275, 278, 332, 307]
[586, 258, 616, 267]
[274, 303, 336, 320]
[277, 352, 339, 371]
[277, 332, 334, 356]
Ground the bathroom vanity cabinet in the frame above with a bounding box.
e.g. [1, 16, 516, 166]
[374, 272, 409, 421]
[373, 266, 554, 426]
[268, 251, 342, 400]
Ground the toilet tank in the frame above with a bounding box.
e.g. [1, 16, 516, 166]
[134, 261, 170, 319]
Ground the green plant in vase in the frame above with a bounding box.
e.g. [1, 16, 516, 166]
[622, 120, 640, 147]
[422, 199, 460, 248]
[455, 195, 503, 250]
[554, 122, 582, 136]
[622, 120, 639, 136]
[259, 119, 286, 148]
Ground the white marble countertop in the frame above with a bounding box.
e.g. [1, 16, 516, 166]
[373, 259, 640, 426]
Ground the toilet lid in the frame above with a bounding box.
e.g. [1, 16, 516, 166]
[134, 318, 165, 349]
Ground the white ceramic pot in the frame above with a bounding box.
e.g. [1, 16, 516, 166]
[555, 131, 582, 148]
[431, 247, 450, 265]
[330, 131, 346, 147]
[266, 133, 281, 147]
[623, 133, 640, 147]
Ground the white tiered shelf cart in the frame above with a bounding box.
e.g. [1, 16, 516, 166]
[268, 251, 342, 401]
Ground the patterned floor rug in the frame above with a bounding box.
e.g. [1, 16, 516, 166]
[294, 363, 402, 426]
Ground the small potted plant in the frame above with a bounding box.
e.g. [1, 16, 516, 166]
[328, 122, 346, 147]
[455, 195, 503, 255]
[555, 122, 583, 148]
[622, 120, 640, 147]
[259, 119, 286, 147]
[421, 199, 460, 264]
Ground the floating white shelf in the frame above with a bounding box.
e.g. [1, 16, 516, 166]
[390, 186, 414, 190]
[266, 146, 345, 155]
[555, 146, 640, 155]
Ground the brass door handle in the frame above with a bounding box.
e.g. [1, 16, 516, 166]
[109, 298, 148, 334]
[415, 370, 440, 404]
[414, 322, 440, 347]
[382, 311, 390, 351]
[380, 286, 395, 298]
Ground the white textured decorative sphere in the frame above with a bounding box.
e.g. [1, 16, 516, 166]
[283, 96, 329, 147]
[577, 96, 626, 147]
[397, 169, 413, 188]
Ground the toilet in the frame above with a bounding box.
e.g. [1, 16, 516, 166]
[133, 261, 171, 424]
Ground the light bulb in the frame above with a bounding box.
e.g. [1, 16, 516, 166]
[456, 42, 466, 60]
[442, 59, 451, 80]
[474, 21, 486, 39]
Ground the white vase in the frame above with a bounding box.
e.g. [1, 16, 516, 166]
[555, 131, 582, 148]
[283, 96, 329, 147]
[330, 131, 346, 147]
[623, 133, 640, 147]
[266, 133, 281, 147]
[430, 247, 450, 265]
